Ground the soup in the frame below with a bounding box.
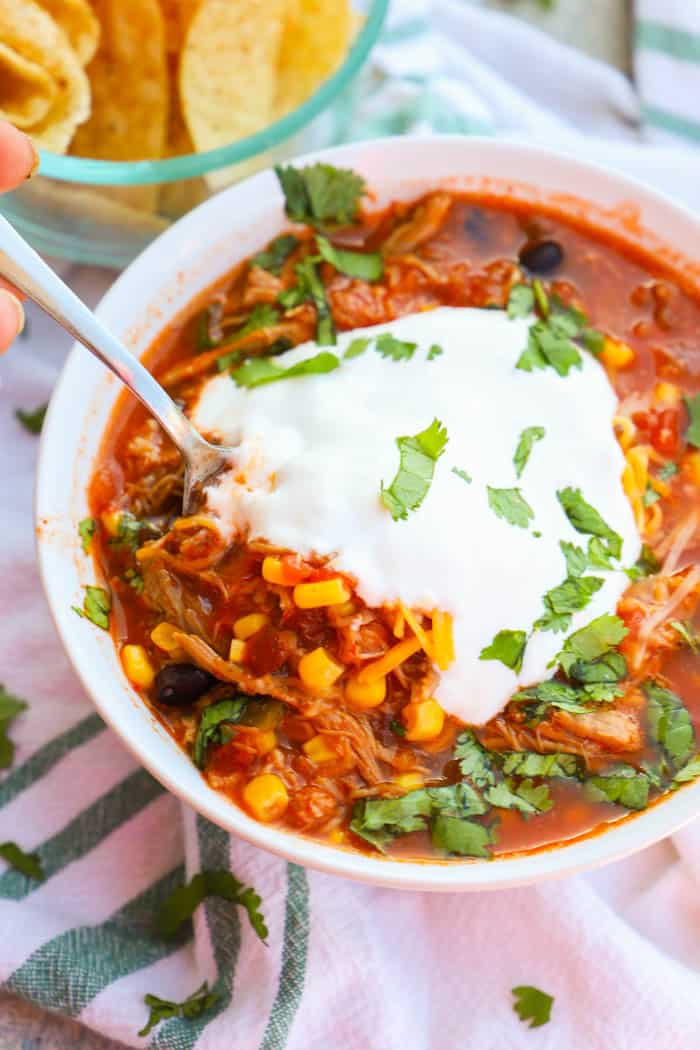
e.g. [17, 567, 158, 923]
[84, 164, 700, 861]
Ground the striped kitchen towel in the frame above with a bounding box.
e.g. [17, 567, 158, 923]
[635, 0, 700, 146]
[6, 3, 700, 1049]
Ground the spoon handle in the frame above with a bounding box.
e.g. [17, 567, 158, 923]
[0, 213, 200, 462]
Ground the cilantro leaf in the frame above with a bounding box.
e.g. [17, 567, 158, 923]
[279, 255, 336, 344]
[515, 329, 547, 372]
[487, 487, 534, 529]
[124, 569, 144, 595]
[275, 163, 365, 228]
[0, 684, 28, 770]
[518, 321, 582, 377]
[344, 337, 370, 359]
[427, 344, 443, 361]
[381, 419, 448, 521]
[479, 629, 527, 673]
[587, 536, 617, 570]
[515, 680, 590, 717]
[109, 511, 160, 550]
[501, 751, 580, 778]
[513, 426, 545, 479]
[351, 783, 489, 854]
[685, 393, 700, 449]
[233, 350, 340, 389]
[193, 697, 248, 769]
[15, 403, 47, 435]
[374, 332, 417, 362]
[584, 768, 650, 810]
[512, 985, 554, 1028]
[560, 541, 587, 578]
[0, 841, 44, 881]
[451, 466, 472, 484]
[139, 982, 221, 1038]
[485, 778, 552, 815]
[643, 484, 660, 507]
[532, 279, 549, 317]
[78, 517, 96, 553]
[72, 585, 111, 630]
[157, 869, 268, 942]
[430, 814, 492, 857]
[658, 461, 679, 482]
[454, 731, 498, 788]
[389, 718, 406, 737]
[251, 233, 299, 275]
[237, 303, 280, 339]
[670, 619, 700, 653]
[557, 486, 623, 558]
[507, 284, 534, 319]
[316, 235, 383, 281]
[644, 681, 695, 771]
[535, 575, 604, 634]
[674, 755, 700, 784]
[625, 543, 661, 580]
[581, 327, 605, 354]
[555, 614, 628, 674]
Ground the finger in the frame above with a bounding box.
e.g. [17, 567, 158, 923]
[0, 122, 38, 193]
[0, 289, 25, 354]
[0, 277, 25, 303]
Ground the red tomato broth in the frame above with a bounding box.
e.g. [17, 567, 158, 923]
[87, 188, 700, 861]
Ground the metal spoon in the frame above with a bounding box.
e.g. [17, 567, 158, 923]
[0, 213, 231, 513]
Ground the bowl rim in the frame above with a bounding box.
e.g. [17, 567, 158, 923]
[35, 0, 389, 186]
[36, 134, 700, 891]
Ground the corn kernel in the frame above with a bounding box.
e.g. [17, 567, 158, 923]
[101, 509, 122, 537]
[262, 555, 306, 586]
[655, 381, 681, 405]
[328, 828, 346, 845]
[122, 644, 155, 689]
[394, 772, 424, 790]
[298, 647, 344, 693]
[432, 610, 455, 670]
[600, 337, 634, 370]
[293, 578, 351, 609]
[402, 698, 445, 742]
[345, 674, 386, 709]
[243, 774, 288, 822]
[255, 730, 277, 755]
[150, 622, 182, 653]
[303, 733, 339, 764]
[685, 450, 700, 487]
[229, 638, 247, 663]
[233, 613, 269, 640]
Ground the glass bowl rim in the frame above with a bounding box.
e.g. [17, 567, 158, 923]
[36, 0, 389, 187]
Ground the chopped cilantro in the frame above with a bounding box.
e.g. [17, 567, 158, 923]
[644, 681, 695, 772]
[555, 614, 628, 675]
[236, 303, 280, 338]
[139, 982, 220, 1038]
[454, 730, 497, 788]
[512, 985, 554, 1028]
[233, 350, 340, 389]
[78, 517, 96, 553]
[109, 511, 160, 551]
[344, 337, 370, 360]
[507, 283, 534, 319]
[674, 755, 700, 784]
[124, 569, 144, 595]
[15, 403, 47, 435]
[479, 629, 527, 673]
[515, 680, 589, 716]
[513, 426, 545, 479]
[251, 233, 299, 275]
[626, 543, 661, 580]
[532, 279, 549, 317]
[389, 718, 406, 737]
[534, 575, 604, 634]
[0, 841, 44, 881]
[451, 466, 472, 484]
[427, 344, 443, 361]
[487, 487, 534, 529]
[581, 327, 605, 354]
[643, 484, 661, 507]
[193, 697, 248, 769]
[658, 461, 679, 482]
[517, 320, 582, 377]
[501, 751, 580, 778]
[685, 393, 700, 449]
[72, 585, 111, 631]
[430, 814, 492, 857]
[587, 536, 617, 570]
[670, 619, 700, 653]
[560, 541, 587, 578]
[381, 419, 448, 521]
[584, 768, 650, 810]
[485, 778, 552, 815]
[556, 486, 622, 558]
[279, 255, 335, 344]
[316, 235, 383, 281]
[275, 163, 365, 228]
[374, 332, 417, 362]
[0, 684, 28, 770]
[157, 869, 267, 943]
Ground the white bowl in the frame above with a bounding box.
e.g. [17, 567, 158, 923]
[36, 135, 700, 891]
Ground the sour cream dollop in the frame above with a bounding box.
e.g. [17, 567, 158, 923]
[191, 307, 640, 725]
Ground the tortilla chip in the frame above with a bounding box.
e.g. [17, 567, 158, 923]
[180, 0, 284, 153]
[275, 0, 353, 117]
[0, 0, 90, 153]
[160, 0, 200, 53]
[71, 0, 167, 161]
[0, 41, 57, 129]
[35, 0, 100, 66]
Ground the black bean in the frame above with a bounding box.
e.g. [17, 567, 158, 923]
[156, 663, 214, 707]
[519, 240, 564, 275]
[463, 207, 489, 243]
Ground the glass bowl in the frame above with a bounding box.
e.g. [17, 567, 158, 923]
[0, 0, 388, 269]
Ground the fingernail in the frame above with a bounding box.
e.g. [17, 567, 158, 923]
[0, 289, 25, 336]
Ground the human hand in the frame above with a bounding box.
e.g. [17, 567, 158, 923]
[0, 122, 38, 353]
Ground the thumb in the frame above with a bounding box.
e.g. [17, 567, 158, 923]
[0, 288, 25, 353]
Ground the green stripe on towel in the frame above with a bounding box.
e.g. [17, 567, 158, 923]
[259, 863, 310, 1050]
[641, 103, 700, 144]
[636, 19, 700, 64]
[6, 866, 188, 1014]
[0, 713, 104, 810]
[0, 768, 164, 900]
